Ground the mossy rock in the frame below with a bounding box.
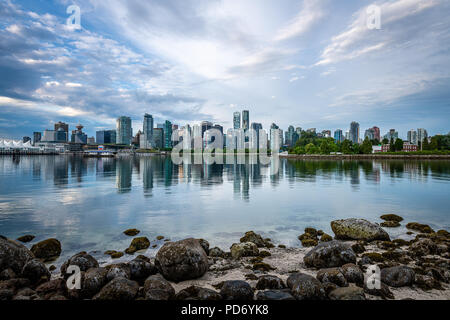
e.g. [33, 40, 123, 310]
[436, 230, 449, 238]
[304, 228, 318, 237]
[250, 257, 263, 264]
[352, 242, 366, 254]
[380, 221, 401, 228]
[298, 233, 316, 241]
[125, 246, 137, 255]
[362, 252, 385, 262]
[392, 239, 410, 247]
[380, 214, 403, 222]
[301, 239, 318, 247]
[320, 234, 333, 242]
[381, 250, 404, 262]
[123, 229, 140, 236]
[156, 236, 164, 240]
[252, 262, 275, 272]
[30, 238, 62, 261]
[17, 235, 35, 243]
[406, 223, 434, 234]
[111, 252, 124, 259]
[49, 265, 56, 271]
[317, 230, 324, 236]
[258, 250, 271, 258]
[130, 237, 150, 250]
[377, 241, 397, 250]
[104, 250, 117, 256]
[278, 244, 286, 249]
[152, 244, 157, 248]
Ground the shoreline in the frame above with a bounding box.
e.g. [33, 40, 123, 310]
[280, 154, 450, 160]
[1, 217, 449, 301]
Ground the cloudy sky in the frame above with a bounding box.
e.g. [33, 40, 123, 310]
[0, 0, 449, 139]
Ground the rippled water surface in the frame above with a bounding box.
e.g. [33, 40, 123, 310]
[0, 155, 449, 265]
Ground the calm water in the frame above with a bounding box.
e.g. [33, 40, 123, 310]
[0, 155, 449, 266]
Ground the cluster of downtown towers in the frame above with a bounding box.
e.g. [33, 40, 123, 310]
[30, 111, 429, 151]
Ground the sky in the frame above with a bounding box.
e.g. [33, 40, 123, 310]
[0, 0, 449, 140]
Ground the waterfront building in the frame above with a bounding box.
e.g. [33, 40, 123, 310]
[142, 113, 154, 149]
[403, 141, 418, 152]
[33, 132, 42, 145]
[71, 124, 88, 144]
[87, 137, 96, 145]
[23, 136, 31, 144]
[349, 122, 360, 144]
[116, 116, 132, 145]
[233, 112, 241, 130]
[334, 129, 344, 143]
[152, 128, 164, 149]
[55, 127, 67, 142]
[164, 120, 173, 149]
[242, 110, 250, 131]
[384, 129, 399, 142]
[54, 122, 69, 141]
[251, 123, 263, 149]
[42, 130, 57, 142]
[96, 130, 116, 144]
[270, 127, 281, 152]
[408, 129, 418, 145]
[417, 128, 428, 144]
[201, 121, 212, 138]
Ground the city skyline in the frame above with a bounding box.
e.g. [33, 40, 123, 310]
[1, 0, 450, 139]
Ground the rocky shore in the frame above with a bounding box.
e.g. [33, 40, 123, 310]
[1, 216, 449, 301]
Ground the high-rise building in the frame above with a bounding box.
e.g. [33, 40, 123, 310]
[334, 129, 344, 143]
[384, 129, 398, 142]
[42, 130, 56, 142]
[163, 120, 173, 148]
[54, 122, 69, 142]
[116, 116, 132, 145]
[251, 123, 263, 148]
[55, 127, 67, 142]
[306, 128, 316, 135]
[242, 110, 250, 131]
[87, 137, 96, 145]
[96, 130, 116, 144]
[152, 128, 164, 149]
[322, 130, 331, 138]
[364, 128, 374, 140]
[372, 126, 381, 141]
[417, 128, 428, 144]
[349, 122, 360, 144]
[142, 113, 154, 149]
[233, 112, 241, 130]
[408, 129, 418, 145]
[270, 127, 281, 151]
[33, 132, 42, 145]
[201, 121, 212, 138]
[71, 124, 88, 144]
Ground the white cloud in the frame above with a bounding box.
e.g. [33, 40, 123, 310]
[274, 0, 324, 42]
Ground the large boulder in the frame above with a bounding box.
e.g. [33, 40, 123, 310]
[60, 252, 99, 277]
[143, 274, 175, 300]
[287, 273, 325, 300]
[93, 277, 139, 300]
[175, 286, 222, 300]
[256, 290, 295, 301]
[329, 287, 366, 300]
[256, 275, 285, 290]
[35, 279, 67, 300]
[331, 219, 390, 241]
[155, 238, 208, 282]
[240, 231, 267, 248]
[316, 268, 348, 287]
[220, 280, 254, 300]
[0, 236, 34, 274]
[106, 263, 131, 281]
[381, 266, 415, 287]
[81, 268, 109, 298]
[30, 239, 61, 261]
[340, 263, 364, 285]
[128, 258, 156, 282]
[21, 259, 50, 284]
[304, 241, 356, 268]
[230, 242, 259, 259]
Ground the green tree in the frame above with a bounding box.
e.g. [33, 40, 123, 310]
[305, 143, 318, 154]
[389, 138, 395, 152]
[341, 140, 352, 154]
[361, 137, 373, 154]
[394, 138, 403, 152]
[422, 138, 429, 150]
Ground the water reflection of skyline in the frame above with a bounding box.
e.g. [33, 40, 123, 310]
[2, 156, 449, 200]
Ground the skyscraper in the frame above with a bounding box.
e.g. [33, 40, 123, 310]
[233, 112, 241, 130]
[163, 120, 173, 149]
[242, 110, 249, 131]
[417, 128, 428, 144]
[142, 113, 154, 149]
[33, 132, 42, 145]
[116, 116, 132, 145]
[71, 124, 88, 144]
[334, 129, 344, 143]
[349, 122, 360, 144]
[408, 129, 418, 145]
[96, 130, 116, 144]
[201, 121, 212, 138]
[54, 122, 69, 141]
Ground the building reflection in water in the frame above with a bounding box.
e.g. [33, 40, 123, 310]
[4, 156, 450, 199]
